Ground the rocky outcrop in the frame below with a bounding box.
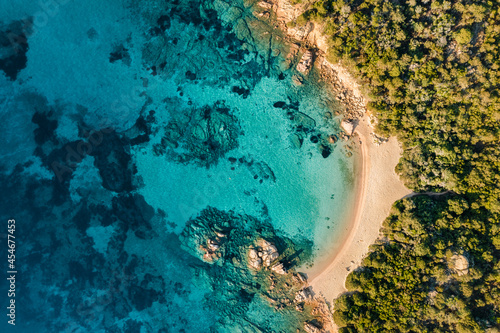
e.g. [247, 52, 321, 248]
[341, 119, 356, 136]
[248, 239, 280, 269]
[180, 206, 334, 332]
[153, 100, 241, 167]
[248, 248, 262, 269]
[449, 254, 470, 276]
[247, 0, 371, 130]
[296, 50, 314, 74]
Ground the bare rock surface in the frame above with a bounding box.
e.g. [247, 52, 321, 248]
[449, 254, 470, 276]
[296, 50, 314, 74]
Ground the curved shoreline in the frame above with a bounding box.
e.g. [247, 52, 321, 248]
[307, 116, 412, 302]
[306, 122, 369, 283]
[212, 0, 412, 306]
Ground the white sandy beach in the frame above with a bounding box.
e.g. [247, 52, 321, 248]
[307, 116, 412, 302]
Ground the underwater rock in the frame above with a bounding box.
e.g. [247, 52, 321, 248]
[449, 254, 470, 276]
[292, 74, 303, 86]
[90, 131, 133, 193]
[279, 58, 292, 71]
[271, 262, 287, 275]
[112, 194, 155, 240]
[257, 1, 273, 10]
[231, 86, 250, 98]
[109, 43, 131, 66]
[292, 111, 316, 130]
[221, 6, 243, 24]
[273, 101, 287, 108]
[142, 2, 267, 91]
[154, 101, 241, 167]
[128, 113, 153, 146]
[290, 133, 303, 148]
[32, 110, 59, 146]
[248, 248, 262, 269]
[327, 134, 337, 144]
[295, 287, 314, 303]
[179, 207, 233, 263]
[179, 206, 338, 331]
[0, 19, 33, 80]
[233, 18, 252, 40]
[304, 321, 322, 333]
[255, 239, 279, 267]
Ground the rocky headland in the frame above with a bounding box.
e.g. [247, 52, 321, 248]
[180, 206, 335, 332]
[204, 0, 370, 124]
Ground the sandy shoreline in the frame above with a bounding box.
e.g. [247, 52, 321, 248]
[273, 0, 413, 311]
[303, 120, 368, 282]
[276, 5, 413, 304]
[306, 116, 412, 302]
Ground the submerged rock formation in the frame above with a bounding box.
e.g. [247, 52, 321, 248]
[225, 0, 372, 136]
[180, 207, 335, 332]
[0, 19, 33, 80]
[153, 100, 241, 167]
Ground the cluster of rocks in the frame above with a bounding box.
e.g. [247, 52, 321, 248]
[142, 0, 274, 98]
[296, 49, 314, 74]
[249, 0, 379, 142]
[205, 0, 322, 83]
[192, 0, 348, 163]
[153, 100, 240, 167]
[227, 155, 278, 183]
[271, 100, 339, 158]
[370, 132, 389, 146]
[340, 119, 356, 136]
[199, 231, 227, 262]
[317, 60, 366, 122]
[180, 206, 334, 332]
[248, 239, 285, 274]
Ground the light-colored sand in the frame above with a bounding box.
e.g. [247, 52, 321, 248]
[307, 116, 412, 302]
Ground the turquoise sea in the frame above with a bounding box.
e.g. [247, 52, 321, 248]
[0, 0, 356, 331]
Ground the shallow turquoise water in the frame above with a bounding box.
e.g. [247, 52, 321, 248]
[0, 0, 355, 331]
[135, 76, 355, 249]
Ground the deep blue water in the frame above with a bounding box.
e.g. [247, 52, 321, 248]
[0, 1, 355, 332]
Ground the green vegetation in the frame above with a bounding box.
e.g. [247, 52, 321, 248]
[293, 0, 500, 331]
[335, 195, 500, 332]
